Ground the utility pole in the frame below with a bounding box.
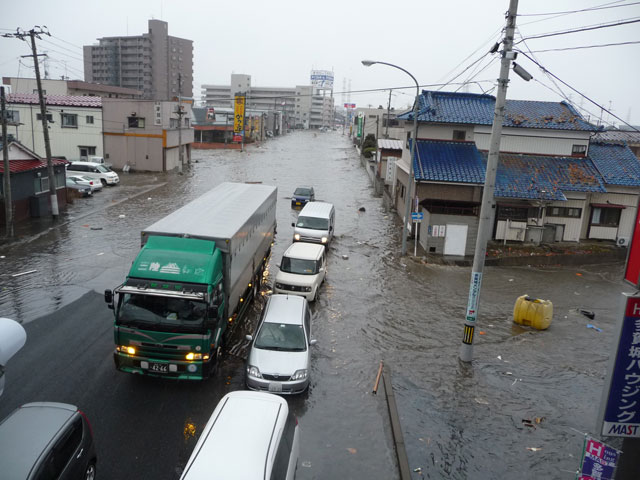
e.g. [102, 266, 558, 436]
[385, 89, 392, 138]
[1, 87, 13, 237]
[3, 28, 59, 218]
[176, 73, 184, 173]
[459, 0, 519, 363]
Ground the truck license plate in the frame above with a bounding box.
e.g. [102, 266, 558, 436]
[268, 382, 282, 393]
[149, 362, 169, 373]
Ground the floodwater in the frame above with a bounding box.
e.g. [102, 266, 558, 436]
[0, 130, 631, 478]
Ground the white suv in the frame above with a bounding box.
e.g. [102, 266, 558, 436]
[67, 162, 119, 186]
[274, 242, 326, 301]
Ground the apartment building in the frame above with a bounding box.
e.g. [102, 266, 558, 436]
[83, 20, 193, 101]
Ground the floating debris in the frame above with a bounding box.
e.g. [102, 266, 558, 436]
[587, 324, 602, 332]
[579, 309, 595, 320]
[12, 270, 37, 277]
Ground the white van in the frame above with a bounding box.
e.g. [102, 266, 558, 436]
[67, 162, 119, 186]
[274, 242, 326, 301]
[292, 201, 335, 245]
[180, 391, 299, 480]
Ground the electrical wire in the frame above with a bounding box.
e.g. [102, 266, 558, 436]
[527, 40, 640, 52]
[516, 17, 640, 44]
[518, 1, 639, 16]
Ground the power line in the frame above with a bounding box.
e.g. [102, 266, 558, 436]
[517, 50, 639, 132]
[518, 1, 640, 16]
[527, 40, 640, 52]
[516, 17, 640, 44]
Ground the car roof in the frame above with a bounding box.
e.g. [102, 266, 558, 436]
[298, 201, 334, 217]
[264, 294, 306, 325]
[283, 242, 324, 261]
[181, 391, 287, 479]
[0, 402, 78, 479]
[68, 161, 102, 166]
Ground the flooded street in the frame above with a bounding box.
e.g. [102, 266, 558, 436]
[0, 130, 632, 478]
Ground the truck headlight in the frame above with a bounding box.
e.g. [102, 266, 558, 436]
[321, 237, 328, 244]
[291, 369, 307, 380]
[294, 233, 301, 241]
[275, 282, 284, 289]
[247, 365, 262, 378]
[117, 345, 136, 355]
[304, 287, 312, 292]
[186, 352, 202, 361]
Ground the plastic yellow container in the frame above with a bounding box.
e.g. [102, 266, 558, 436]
[513, 295, 553, 330]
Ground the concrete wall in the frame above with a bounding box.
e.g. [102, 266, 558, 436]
[420, 212, 479, 256]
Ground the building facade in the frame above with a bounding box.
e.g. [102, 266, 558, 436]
[102, 98, 194, 172]
[5, 93, 103, 162]
[83, 20, 193, 101]
[2, 77, 141, 99]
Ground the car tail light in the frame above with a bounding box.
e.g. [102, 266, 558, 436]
[79, 409, 94, 438]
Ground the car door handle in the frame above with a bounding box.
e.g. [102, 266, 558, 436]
[76, 448, 84, 459]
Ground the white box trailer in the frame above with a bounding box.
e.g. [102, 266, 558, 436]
[141, 182, 277, 322]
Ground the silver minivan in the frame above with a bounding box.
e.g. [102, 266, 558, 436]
[292, 201, 335, 245]
[274, 242, 327, 301]
[180, 391, 299, 480]
[246, 294, 316, 395]
[67, 162, 119, 186]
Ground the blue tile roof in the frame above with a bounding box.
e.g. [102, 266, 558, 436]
[399, 90, 598, 131]
[588, 141, 640, 186]
[411, 139, 606, 200]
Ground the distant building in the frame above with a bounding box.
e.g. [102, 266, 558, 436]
[2, 77, 141, 99]
[201, 74, 334, 130]
[83, 19, 193, 101]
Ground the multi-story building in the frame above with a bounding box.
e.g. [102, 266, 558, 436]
[83, 20, 193, 101]
[202, 74, 335, 130]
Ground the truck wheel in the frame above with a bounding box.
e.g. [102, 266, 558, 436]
[209, 345, 223, 377]
[313, 288, 319, 302]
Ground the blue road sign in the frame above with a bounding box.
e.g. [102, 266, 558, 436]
[411, 212, 424, 221]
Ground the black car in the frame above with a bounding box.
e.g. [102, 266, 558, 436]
[66, 177, 93, 197]
[0, 402, 97, 479]
[291, 186, 315, 208]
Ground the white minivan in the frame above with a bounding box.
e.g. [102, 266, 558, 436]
[67, 162, 119, 186]
[292, 201, 335, 245]
[180, 391, 299, 480]
[274, 242, 326, 301]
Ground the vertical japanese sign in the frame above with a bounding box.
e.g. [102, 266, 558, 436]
[624, 205, 640, 287]
[600, 294, 640, 438]
[357, 112, 363, 138]
[577, 436, 619, 480]
[234, 95, 245, 134]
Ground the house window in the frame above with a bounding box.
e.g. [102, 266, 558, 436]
[79, 146, 97, 159]
[496, 205, 529, 222]
[453, 130, 466, 141]
[61, 113, 78, 128]
[170, 118, 179, 128]
[86, 115, 94, 124]
[36, 113, 53, 122]
[184, 117, 190, 127]
[34, 175, 49, 193]
[572, 144, 587, 155]
[6, 110, 20, 123]
[592, 207, 621, 227]
[128, 117, 145, 128]
[547, 206, 582, 218]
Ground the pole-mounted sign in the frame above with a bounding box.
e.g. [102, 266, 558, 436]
[234, 95, 245, 134]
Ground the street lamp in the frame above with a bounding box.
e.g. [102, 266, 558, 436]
[362, 60, 420, 256]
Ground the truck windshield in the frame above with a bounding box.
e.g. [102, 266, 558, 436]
[280, 256, 318, 275]
[117, 293, 206, 332]
[255, 323, 306, 352]
[295, 216, 328, 230]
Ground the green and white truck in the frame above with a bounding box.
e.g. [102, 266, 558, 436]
[104, 182, 277, 380]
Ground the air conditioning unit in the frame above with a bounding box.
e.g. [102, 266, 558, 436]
[617, 236, 630, 247]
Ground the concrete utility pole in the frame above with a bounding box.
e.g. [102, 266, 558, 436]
[459, 0, 519, 363]
[177, 73, 184, 173]
[3, 27, 59, 217]
[385, 89, 392, 139]
[1, 87, 13, 237]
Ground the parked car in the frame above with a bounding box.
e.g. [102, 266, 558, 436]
[68, 175, 103, 192]
[179, 391, 299, 480]
[274, 242, 327, 301]
[0, 402, 97, 480]
[66, 177, 93, 197]
[67, 162, 119, 186]
[246, 294, 316, 395]
[291, 186, 315, 208]
[0, 317, 26, 397]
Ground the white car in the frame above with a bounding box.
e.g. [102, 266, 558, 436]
[67, 161, 119, 186]
[68, 175, 103, 192]
[274, 242, 327, 301]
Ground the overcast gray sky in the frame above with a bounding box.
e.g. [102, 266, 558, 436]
[2, 0, 639, 126]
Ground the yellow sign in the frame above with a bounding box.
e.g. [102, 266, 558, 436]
[234, 96, 245, 133]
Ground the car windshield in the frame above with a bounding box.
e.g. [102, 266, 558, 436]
[117, 293, 206, 332]
[96, 165, 111, 173]
[255, 322, 306, 351]
[294, 188, 312, 197]
[295, 215, 328, 230]
[280, 256, 317, 275]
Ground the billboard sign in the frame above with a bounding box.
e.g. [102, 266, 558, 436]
[344, 103, 356, 109]
[233, 96, 245, 133]
[624, 204, 640, 287]
[599, 294, 640, 438]
[311, 70, 334, 89]
[578, 436, 619, 479]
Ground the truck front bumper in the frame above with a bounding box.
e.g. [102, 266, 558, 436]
[114, 352, 211, 380]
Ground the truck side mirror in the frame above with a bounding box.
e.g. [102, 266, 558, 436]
[104, 289, 114, 309]
[291, 222, 295, 227]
